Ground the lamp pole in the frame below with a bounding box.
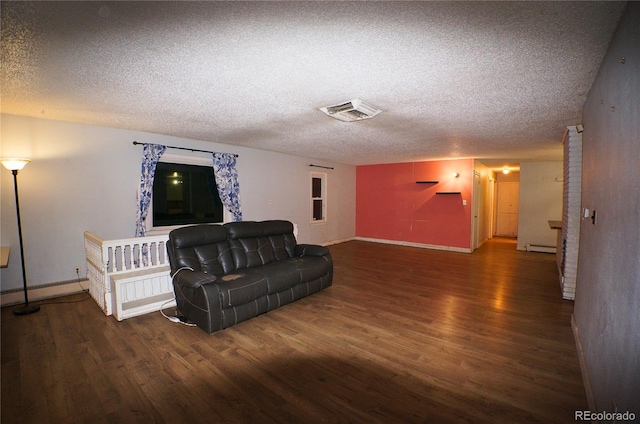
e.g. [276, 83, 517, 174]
[1, 159, 40, 315]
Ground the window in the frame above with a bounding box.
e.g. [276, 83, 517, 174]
[147, 154, 230, 233]
[311, 172, 327, 223]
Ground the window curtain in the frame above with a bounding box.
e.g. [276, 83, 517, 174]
[212, 153, 243, 222]
[135, 143, 166, 236]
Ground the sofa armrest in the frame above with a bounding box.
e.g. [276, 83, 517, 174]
[295, 244, 330, 257]
[172, 268, 217, 289]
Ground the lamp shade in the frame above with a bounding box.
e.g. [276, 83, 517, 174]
[0, 159, 30, 171]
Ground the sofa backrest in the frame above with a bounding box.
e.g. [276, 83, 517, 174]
[167, 224, 236, 276]
[224, 220, 297, 270]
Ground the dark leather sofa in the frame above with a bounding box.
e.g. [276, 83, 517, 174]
[166, 220, 333, 333]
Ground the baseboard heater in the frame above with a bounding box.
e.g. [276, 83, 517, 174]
[526, 244, 556, 254]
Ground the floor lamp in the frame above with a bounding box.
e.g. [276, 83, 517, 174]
[1, 158, 40, 315]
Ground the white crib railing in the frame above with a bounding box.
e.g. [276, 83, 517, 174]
[84, 232, 175, 320]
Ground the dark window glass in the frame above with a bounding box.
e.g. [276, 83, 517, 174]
[152, 162, 224, 227]
[312, 177, 322, 198]
[313, 199, 323, 221]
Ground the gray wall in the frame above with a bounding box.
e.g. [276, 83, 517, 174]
[0, 114, 355, 292]
[575, 2, 640, 415]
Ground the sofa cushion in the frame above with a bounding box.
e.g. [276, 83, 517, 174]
[168, 225, 235, 275]
[241, 256, 331, 294]
[225, 220, 296, 269]
[261, 220, 294, 236]
[294, 256, 332, 282]
[227, 237, 271, 268]
[216, 272, 269, 308]
[224, 221, 263, 239]
[246, 261, 301, 294]
[263, 220, 297, 259]
[171, 224, 227, 248]
[268, 233, 296, 260]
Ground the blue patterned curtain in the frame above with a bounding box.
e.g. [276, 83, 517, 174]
[135, 144, 166, 236]
[212, 153, 243, 222]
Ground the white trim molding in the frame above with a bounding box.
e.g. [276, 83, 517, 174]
[355, 237, 473, 253]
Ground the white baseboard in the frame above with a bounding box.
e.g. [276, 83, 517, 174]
[526, 244, 556, 253]
[322, 237, 356, 246]
[1, 279, 89, 307]
[355, 237, 473, 253]
[572, 313, 597, 412]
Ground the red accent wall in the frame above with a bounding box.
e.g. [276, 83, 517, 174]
[356, 159, 473, 249]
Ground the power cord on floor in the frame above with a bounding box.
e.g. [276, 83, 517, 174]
[160, 300, 197, 327]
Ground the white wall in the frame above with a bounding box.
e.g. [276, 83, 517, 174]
[516, 161, 563, 250]
[0, 114, 355, 292]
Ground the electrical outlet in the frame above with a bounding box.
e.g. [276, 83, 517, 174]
[75, 267, 80, 278]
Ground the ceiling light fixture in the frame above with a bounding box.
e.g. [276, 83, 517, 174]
[319, 99, 382, 122]
[503, 167, 510, 175]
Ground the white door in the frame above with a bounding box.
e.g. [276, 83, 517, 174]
[495, 182, 519, 237]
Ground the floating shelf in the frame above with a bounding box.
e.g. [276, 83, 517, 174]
[416, 181, 439, 184]
[436, 191, 461, 194]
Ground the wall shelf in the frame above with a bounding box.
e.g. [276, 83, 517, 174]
[436, 191, 461, 194]
[416, 181, 439, 184]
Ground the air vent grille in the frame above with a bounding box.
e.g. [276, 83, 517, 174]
[319, 99, 382, 122]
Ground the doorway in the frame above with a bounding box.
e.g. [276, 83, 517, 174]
[495, 180, 519, 237]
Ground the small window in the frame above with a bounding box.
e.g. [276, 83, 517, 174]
[311, 172, 327, 223]
[152, 162, 224, 227]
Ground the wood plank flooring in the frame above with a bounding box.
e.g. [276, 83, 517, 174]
[1, 238, 586, 423]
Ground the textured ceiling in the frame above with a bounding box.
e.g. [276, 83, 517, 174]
[0, 1, 627, 166]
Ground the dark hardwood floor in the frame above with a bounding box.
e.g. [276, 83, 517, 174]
[1, 238, 586, 423]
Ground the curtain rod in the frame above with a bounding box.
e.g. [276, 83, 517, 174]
[133, 141, 238, 157]
[309, 164, 334, 170]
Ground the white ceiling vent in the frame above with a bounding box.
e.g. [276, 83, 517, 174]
[319, 99, 382, 122]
